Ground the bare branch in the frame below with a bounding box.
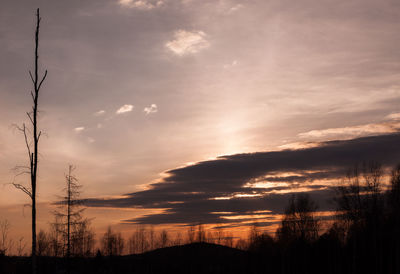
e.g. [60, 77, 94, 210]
[26, 112, 34, 125]
[29, 70, 35, 84]
[22, 124, 33, 161]
[12, 183, 32, 198]
[38, 70, 47, 91]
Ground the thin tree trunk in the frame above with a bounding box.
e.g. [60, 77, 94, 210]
[31, 8, 47, 274]
[31, 9, 40, 274]
[67, 166, 71, 274]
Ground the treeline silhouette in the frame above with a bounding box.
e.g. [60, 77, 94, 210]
[1, 162, 400, 273]
[248, 162, 400, 274]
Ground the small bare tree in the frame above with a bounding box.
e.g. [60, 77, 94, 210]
[17, 237, 27, 256]
[277, 194, 320, 242]
[187, 225, 195, 243]
[159, 229, 169, 248]
[196, 224, 206, 242]
[37, 230, 50, 256]
[12, 8, 47, 274]
[101, 227, 124, 256]
[0, 219, 13, 256]
[215, 227, 224, 245]
[52, 165, 93, 274]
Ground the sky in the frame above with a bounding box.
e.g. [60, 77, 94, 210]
[1, 0, 400, 244]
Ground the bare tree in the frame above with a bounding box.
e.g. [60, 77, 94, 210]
[173, 232, 182, 246]
[248, 223, 259, 245]
[37, 230, 50, 256]
[277, 194, 320, 242]
[334, 162, 383, 230]
[187, 225, 195, 243]
[51, 164, 93, 274]
[0, 219, 13, 255]
[215, 227, 224, 245]
[129, 226, 148, 253]
[148, 226, 155, 250]
[17, 237, 27, 256]
[196, 224, 206, 242]
[206, 230, 215, 244]
[334, 162, 384, 273]
[128, 234, 136, 254]
[389, 165, 400, 273]
[48, 215, 64, 257]
[70, 219, 95, 257]
[224, 232, 234, 247]
[101, 227, 124, 256]
[53, 165, 86, 258]
[128, 227, 147, 254]
[12, 8, 47, 274]
[159, 229, 169, 248]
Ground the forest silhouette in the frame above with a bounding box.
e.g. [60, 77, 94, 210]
[2, 162, 400, 273]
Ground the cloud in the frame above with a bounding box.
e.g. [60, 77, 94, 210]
[118, 0, 164, 10]
[144, 104, 158, 115]
[165, 30, 210, 56]
[74, 127, 85, 132]
[94, 110, 106, 116]
[298, 121, 400, 140]
[223, 60, 238, 69]
[116, 104, 134, 114]
[86, 133, 400, 226]
[229, 4, 243, 13]
[385, 112, 400, 120]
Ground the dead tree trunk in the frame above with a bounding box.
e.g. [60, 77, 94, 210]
[13, 8, 47, 274]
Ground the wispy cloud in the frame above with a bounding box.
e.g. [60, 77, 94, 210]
[229, 4, 243, 13]
[144, 104, 158, 115]
[74, 127, 85, 132]
[118, 0, 164, 10]
[165, 30, 209, 56]
[223, 60, 238, 69]
[94, 110, 106, 116]
[385, 112, 400, 120]
[298, 121, 400, 140]
[116, 104, 134, 114]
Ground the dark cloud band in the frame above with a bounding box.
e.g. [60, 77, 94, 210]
[86, 133, 400, 225]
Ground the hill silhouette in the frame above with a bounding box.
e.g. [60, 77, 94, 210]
[0, 242, 250, 274]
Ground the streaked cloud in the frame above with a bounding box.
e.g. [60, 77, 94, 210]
[298, 121, 400, 140]
[144, 104, 158, 115]
[385, 112, 400, 120]
[74, 127, 85, 132]
[118, 0, 164, 10]
[278, 142, 320, 150]
[116, 104, 134, 114]
[165, 30, 209, 56]
[94, 110, 106, 116]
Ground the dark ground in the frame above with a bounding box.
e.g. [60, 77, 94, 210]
[0, 243, 250, 274]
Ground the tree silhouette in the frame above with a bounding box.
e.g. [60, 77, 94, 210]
[277, 194, 320, 243]
[0, 219, 13, 256]
[12, 8, 47, 274]
[102, 227, 124, 256]
[53, 165, 94, 272]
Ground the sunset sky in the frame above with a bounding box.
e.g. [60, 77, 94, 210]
[1, 0, 400, 244]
